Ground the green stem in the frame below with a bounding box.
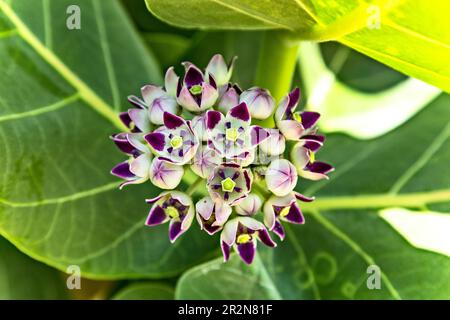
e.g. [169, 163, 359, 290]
[185, 176, 204, 197]
[254, 30, 300, 128]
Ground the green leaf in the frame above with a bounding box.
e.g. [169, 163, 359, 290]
[177, 94, 450, 299]
[112, 282, 174, 300]
[0, 0, 215, 279]
[176, 254, 281, 299]
[380, 208, 450, 258]
[145, 0, 450, 93]
[0, 237, 67, 299]
[299, 42, 441, 139]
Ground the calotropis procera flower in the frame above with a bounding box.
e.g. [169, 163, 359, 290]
[145, 112, 199, 165]
[275, 87, 320, 140]
[176, 62, 219, 112]
[239, 87, 275, 120]
[265, 159, 298, 197]
[207, 163, 252, 206]
[196, 196, 232, 235]
[220, 217, 276, 264]
[145, 191, 194, 243]
[128, 68, 179, 125]
[263, 192, 314, 240]
[110, 54, 334, 264]
[206, 102, 270, 159]
[291, 136, 334, 180]
[205, 54, 237, 87]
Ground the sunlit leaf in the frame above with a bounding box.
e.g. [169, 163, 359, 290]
[145, 0, 450, 93]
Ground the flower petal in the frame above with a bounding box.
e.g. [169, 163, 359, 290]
[177, 86, 200, 111]
[119, 111, 133, 128]
[200, 82, 219, 110]
[282, 203, 305, 224]
[144, 132, 165, 151]
[221, 219, 239, 246]
[277, 120, 305, 140]
[148, 96, 178, 125]
[221, 241, 231, 262]
[205, 54, 236, 86]
[266, 159, 298, 197]
[111, 161, 134, 179]
[240, 87, 275, 120]
[129, 108, 151, 132]
[195, 197, 215, 221]
[229, 102, 250, 122]
[184, 65, 204, 87]
[300, 134, 325, 152]
[306, 161, 334, 174]
[290, 143, 311, 171]
[141, 85, 165, 105]
[149, 158, 184, 190]
[259, 129, 285, 156]
[163, 112, 185, 129]
[169, 220, 184, 243]
[191, 148, 222, 179]
[237, 241, 256, 265]
[110, 133, 135, 154]
[206, 110, 224, 130]
[273, 220, 285, 240]
[257, 228, 277, 247]
[301, 111, 320, 129]
[249, 126, 270, 146]
[129, 153, 152, 178]
[235, 193, 262, 216]
[218, 86, 239, 114]
[164, 67, 179, 97]
[146, 205, 168, 226]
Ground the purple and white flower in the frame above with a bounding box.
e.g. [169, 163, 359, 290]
[206, 102, 270, 159]
[275, 88, 320, 140]
[145, 191, 194, 243]
[291, 137, 334, 181]
[207, 163, 252, 206]
[239, 87, 275, 120]
[217, 83, 241, 114]
[220, 217, 276, 264]
[258, 128, 286, 156]
[191, 147, 222, 179]
[145, 112, 199, 165]
[177, 63, 219, 112]
[265, 159, 298, 196]
[195, 196, 232, 235]
[128, 69, 179, 125]
[205, 54, 237, 87]
[263, 192, 313, 240]
[235, 193, 262, 216]
[149, 157, 184, 189]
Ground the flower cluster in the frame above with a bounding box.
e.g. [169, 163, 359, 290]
[111, 54, 333, 264]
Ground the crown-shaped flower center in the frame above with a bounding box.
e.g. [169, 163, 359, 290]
[225, 127, 239, 142]
[309, 150, 315, 163]
[189, 84, 202, 95]
[279, 206, 290, 217]
[221, 177, 236, 192]
[236, 233, 251, 244]
[165, 206, 179, 219]
[170, 135, 183, 149]
[293, 112, 302, 123]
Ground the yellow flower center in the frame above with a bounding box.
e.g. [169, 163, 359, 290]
[279, 206, 290, 217]
[293, 112, 302, 123]
[221, 177, 236, 192]
[170, 135, 183, 149]
[225, 127, 239, 141]
[165, 206, 179, 219]
[189, 84, 202, 95]
[236, 234, 251, 244]
[309, 150, 315, 163]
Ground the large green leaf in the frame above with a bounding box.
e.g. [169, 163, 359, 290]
[0, 0, 215, 279]
[145, 0, 450, 93]
[112, 282, 174, 300]
[176, 95, 450, 299]
[0, 237, 67, 299]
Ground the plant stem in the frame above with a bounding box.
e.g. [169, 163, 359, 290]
[186, 176, 205, 197]
[254, 30, 300, 128]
